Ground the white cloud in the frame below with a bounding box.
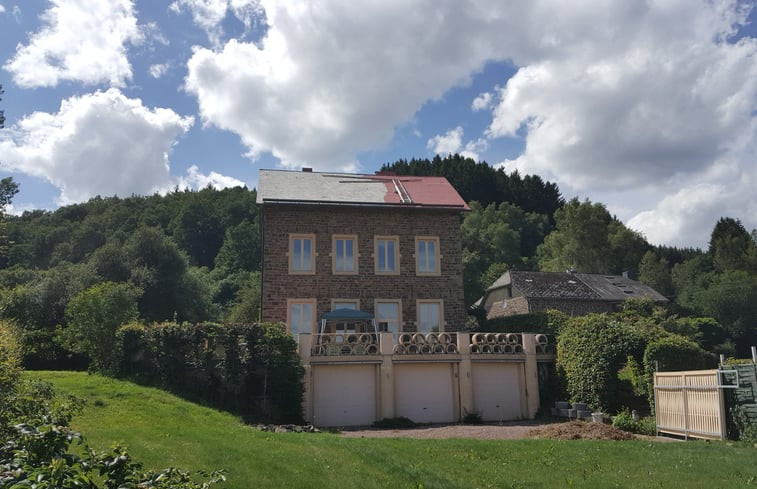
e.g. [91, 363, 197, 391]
[3, 0, 142, 88]
[427, 126, 464, 155]
[142, 21, 170, 47]
[149, 63, 170, 79]
[472, 92, 493, 111]
[0, 89, 194, 205]
[0, 5, 5, 14]
[181, 0, 756, 246]
[185, 0, 521, 169]
[427, 126, 487, 161]
[177, 164, 246, 190]
[170, 0, 263, 47]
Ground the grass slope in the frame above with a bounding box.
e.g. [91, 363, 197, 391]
[36, 371, 757, 489]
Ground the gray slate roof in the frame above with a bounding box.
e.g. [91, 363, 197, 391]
[488, 270, 668, 302]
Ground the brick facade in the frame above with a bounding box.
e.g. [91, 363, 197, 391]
[261, 204, 466, 332]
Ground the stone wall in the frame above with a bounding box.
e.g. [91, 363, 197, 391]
[261, 204, 466, 331]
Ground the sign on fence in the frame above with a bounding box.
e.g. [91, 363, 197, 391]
[654, 369, 726, 440]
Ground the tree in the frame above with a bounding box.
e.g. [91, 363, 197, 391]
[227, 271, 262, 323]
[638, 251, 674, 297]
[460, 201, 549, 304]
[0, 177, 18, 213]
[214, 218, 261, 272]
[537, 198, 613, 273]
[708, 217, 755, 272]
[0, 177, 19, 258]
[125, 227, 189, 321]
[62, 281, 141, 371]
[537, 198, 649, 275]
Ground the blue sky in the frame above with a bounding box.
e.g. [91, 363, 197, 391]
[1, 0, 756, 248]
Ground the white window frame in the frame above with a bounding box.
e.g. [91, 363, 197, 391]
[332, 235, 358, 275]
[374, 236, 400, 275]
[417, 299, 444, 333]
[374, 299, 402, 334]
[288, 234, 316, 274]
[286, 298, 316, 336]
[415, 236, 441, 276]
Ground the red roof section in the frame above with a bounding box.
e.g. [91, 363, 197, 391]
[370, 175, 470, 210]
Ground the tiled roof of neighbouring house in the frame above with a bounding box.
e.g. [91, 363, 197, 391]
[256, 169, 470, 210]
[488, 270, 668, 302]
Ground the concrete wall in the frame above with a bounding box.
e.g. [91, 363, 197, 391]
[261, 204, 467, 331]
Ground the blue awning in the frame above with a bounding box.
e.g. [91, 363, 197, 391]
[320, 308, 374, 321]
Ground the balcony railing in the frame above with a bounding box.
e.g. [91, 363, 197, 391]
[392, 333, 459, 355]
[469, 333, 524, 354]
[311, 333, 379, 356]
[306, 332, 556, 357]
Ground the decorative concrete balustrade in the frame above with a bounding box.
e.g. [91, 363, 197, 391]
[310, 333, 379, 356]
[309, 331, 555, 357]
[393, 333, 459, 355]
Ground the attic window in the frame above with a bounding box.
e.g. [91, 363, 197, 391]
[623, 290, 634, 294]
[525, 279, 533, 282]
[567, 280, 577, 284]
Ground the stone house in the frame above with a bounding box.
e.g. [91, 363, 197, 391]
[257, 169, 556, 427]
[257, 168, 469, 335]
[479, 270, 669, 320]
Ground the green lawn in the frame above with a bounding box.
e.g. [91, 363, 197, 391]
[33, 371, 757, 489]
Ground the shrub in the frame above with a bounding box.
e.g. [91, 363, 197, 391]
[372, 417, 417, 429]
[642, 335, 710, 411]
[0, 320, 22, 395]
[462, 409, 482, 424]
[114, 321, 304, 423]
[478, 309, 568, 335]
[611, 409, 656, 436]
[0, 379, 224, 489]
[557, 314, 645, 412]
[61, 281, 141, 372]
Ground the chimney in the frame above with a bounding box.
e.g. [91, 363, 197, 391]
[301, 167, 312, 172]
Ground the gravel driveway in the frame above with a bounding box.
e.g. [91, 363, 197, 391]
[340, 420, 546, 440]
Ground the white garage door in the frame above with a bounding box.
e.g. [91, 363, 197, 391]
[472, 363, 521, 422]
[395, 364, 455, 424]
[312, 364, 376, 427]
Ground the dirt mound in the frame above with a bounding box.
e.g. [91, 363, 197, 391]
[527, 420, 635, 441]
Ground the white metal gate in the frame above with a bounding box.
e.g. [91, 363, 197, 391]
[654, 369, 726, 440]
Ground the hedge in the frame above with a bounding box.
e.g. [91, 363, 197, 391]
[116, 321, 303, 423]
[475, 309, 568, 335]
[557, 314, 645, 412]
[641, 335, 712, 411]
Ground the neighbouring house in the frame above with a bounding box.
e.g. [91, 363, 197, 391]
[257, 168, 469, 335]
[479, 270, 669, 320]
[257, 169, 556, 427]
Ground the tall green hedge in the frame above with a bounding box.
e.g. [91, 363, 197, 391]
[115, 321, 304, 423]
[641, 335, 712, 411]
[557, 314, 645, 411]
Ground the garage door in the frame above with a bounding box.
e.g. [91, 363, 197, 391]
[395, 364, 455, 424]
[472, 363, 521, 422]
[312, 364, 376, 427]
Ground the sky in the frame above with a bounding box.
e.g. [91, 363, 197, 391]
[0, 0, 756, 249]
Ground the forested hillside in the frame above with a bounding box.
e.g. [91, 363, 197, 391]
[2, 154, 757, 369]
